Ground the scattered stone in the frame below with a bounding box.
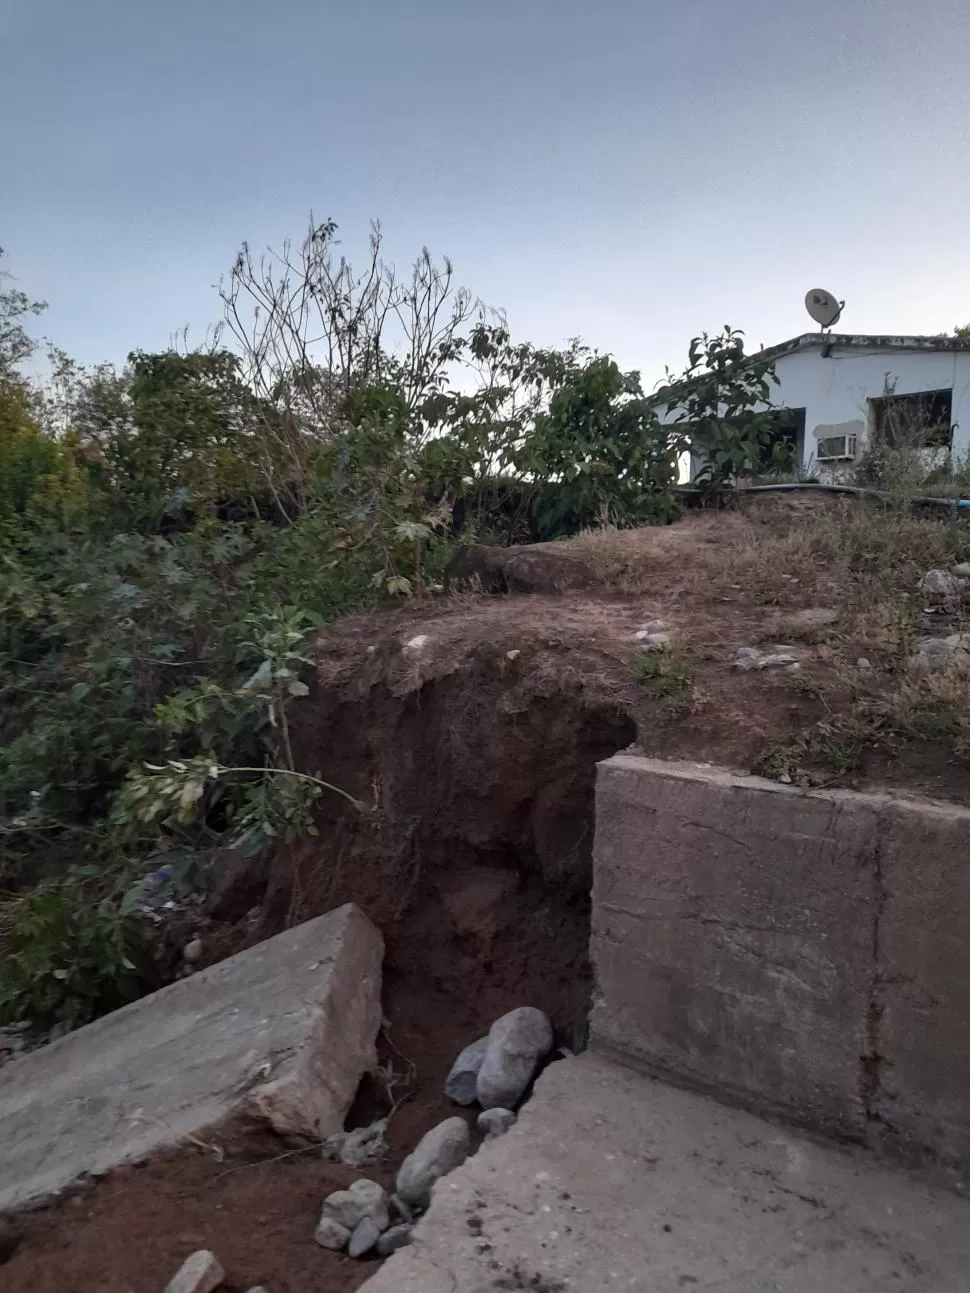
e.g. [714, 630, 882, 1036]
[920, 569, 966, 598]
[734, 647, 799, 672]
[913, 634, 970, 674]
[396, 1116, 471, 1209]
[478, 1107, 517, 1141]
[163, 1249, 225, 1293]
[403, 634, 430, 655]
[856, 657, 872, 670]
[477, 1006, 554, 1110]
[634, 631, 671, 651]
[444, 1036, 489, 1105]
[390, 1193, 414, 1223]
[314, 1216, 351, 1251]
[323, 1118, 388, 1167]
[791, 607, 838, 628]
[182, 937, 203, 964]
[506, 649, 521, 661]
[377, 1223, 414, 1257]
[637, 618, 666, 634]
[244, 1288, 269, 1293]
[348, 1216, 382, 1258]
[954, 563, 970, 578]
[0, 1216, 24, 1265]
[320, 1177, 390, 1231]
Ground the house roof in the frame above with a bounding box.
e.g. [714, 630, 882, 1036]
[652, 332, 970, 406]
[755, 332, 970, 364]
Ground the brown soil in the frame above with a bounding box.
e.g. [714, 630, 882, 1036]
[7, 495, 970, 1290]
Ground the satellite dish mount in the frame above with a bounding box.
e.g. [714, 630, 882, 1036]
[805, 288, 844, 333]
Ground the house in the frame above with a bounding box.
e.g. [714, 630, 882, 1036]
[661, 333, 970, 482]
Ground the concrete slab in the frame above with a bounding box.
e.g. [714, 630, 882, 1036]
[0, 904, 382, 1214]
[590, 756, 970, 1168]
[362, 1052, 970, 1293]
[591, 757, 877, 1139]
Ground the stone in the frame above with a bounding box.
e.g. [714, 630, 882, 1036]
[163, 1250, 225, 1293]
[321, 1178, 390, 1232]
[635, 631, 671, 651]
[403, 634, 430, 655]
[476, 1008, 555, 1110]
[913, 633, 970, 673]
[444, 1036, 489, 1105]
[792, 607, 838, 628]
[314, 1216, 351, 1251]
[244, 1288, 269, 1293]
[390, 1193, 414, 1222]
[920, 568, 966, 597]
[856, 657, 872, 670]
[734, 647, 798, 672]
[0, 906, 383, 1215]
[323, 1118, 388, 1167]
[396, 1116, 471, 1209]
[349, 1216, 382, 1258]
[954, 562, 970, 578]
[377, 1223, 413, 1257]
[182, 937, 203, 964]
[477, 1107, 516, 1141]
[637, 619, 666, 634]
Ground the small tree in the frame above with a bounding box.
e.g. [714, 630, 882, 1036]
[665, 327, 788, 489]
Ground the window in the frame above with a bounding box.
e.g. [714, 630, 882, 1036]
[869, 388, 953, 451]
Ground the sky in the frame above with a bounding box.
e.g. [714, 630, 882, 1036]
[2, 0, 970, 390]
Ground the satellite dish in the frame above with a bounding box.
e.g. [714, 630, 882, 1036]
[805, 288, 844, 330]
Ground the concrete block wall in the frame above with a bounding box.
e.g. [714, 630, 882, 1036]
[590, 756, 970, 1169]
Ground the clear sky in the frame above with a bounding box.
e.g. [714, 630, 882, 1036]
[3, 0, 969, 388]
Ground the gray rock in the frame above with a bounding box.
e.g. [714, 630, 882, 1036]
[856, 657, 872, 670]
[396, 1116, 471, 1209]
[734, 647, 798, 672]
[954, 563, 970, 578]
[182, 937, 203, 964]
[444, 1036, 489, 1105]
[390, 1193, 414, 1222]
[792, 607, 838, 628]
[377, 1223, 413, 1257]
[477, 1107, 517, 1141]
[635, 631, 671, 651]
[921, 568, 966, 598]
[637, 618, 666, 634]
[321, 1177, 389, 1231]
[243, 1288, 269, 1293]
[348, 1215, 382, 1258]
[477, 1007, 554, 1110]
[314, 1216, 351, 1251]
[163, 1250, 226, 1293]
[914, 634, 970, 673]
[323, 1118, 388, 1167]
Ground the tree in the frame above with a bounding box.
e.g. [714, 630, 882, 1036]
[663, 327, 788, 489]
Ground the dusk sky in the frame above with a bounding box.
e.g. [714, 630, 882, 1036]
[3, 0, 969, 387]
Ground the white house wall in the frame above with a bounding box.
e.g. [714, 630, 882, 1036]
[661, 344, 970, 478]
[767, 347, 970, 475]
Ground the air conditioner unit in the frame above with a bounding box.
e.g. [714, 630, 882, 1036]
[816, 433, 857, 462]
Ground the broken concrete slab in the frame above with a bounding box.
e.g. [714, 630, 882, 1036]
[591, 756, 877, 1139]
[360, 1052, 970, 1293]
[0, 904, 382, 1214]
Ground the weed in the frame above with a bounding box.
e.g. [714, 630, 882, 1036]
[631, 650, 693, 716]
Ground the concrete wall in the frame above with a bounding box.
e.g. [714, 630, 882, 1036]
[590, 756, 970, 1169]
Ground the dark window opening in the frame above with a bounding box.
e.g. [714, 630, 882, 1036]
[759, 407, 805, 472]
[869, 388, 953, 451]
